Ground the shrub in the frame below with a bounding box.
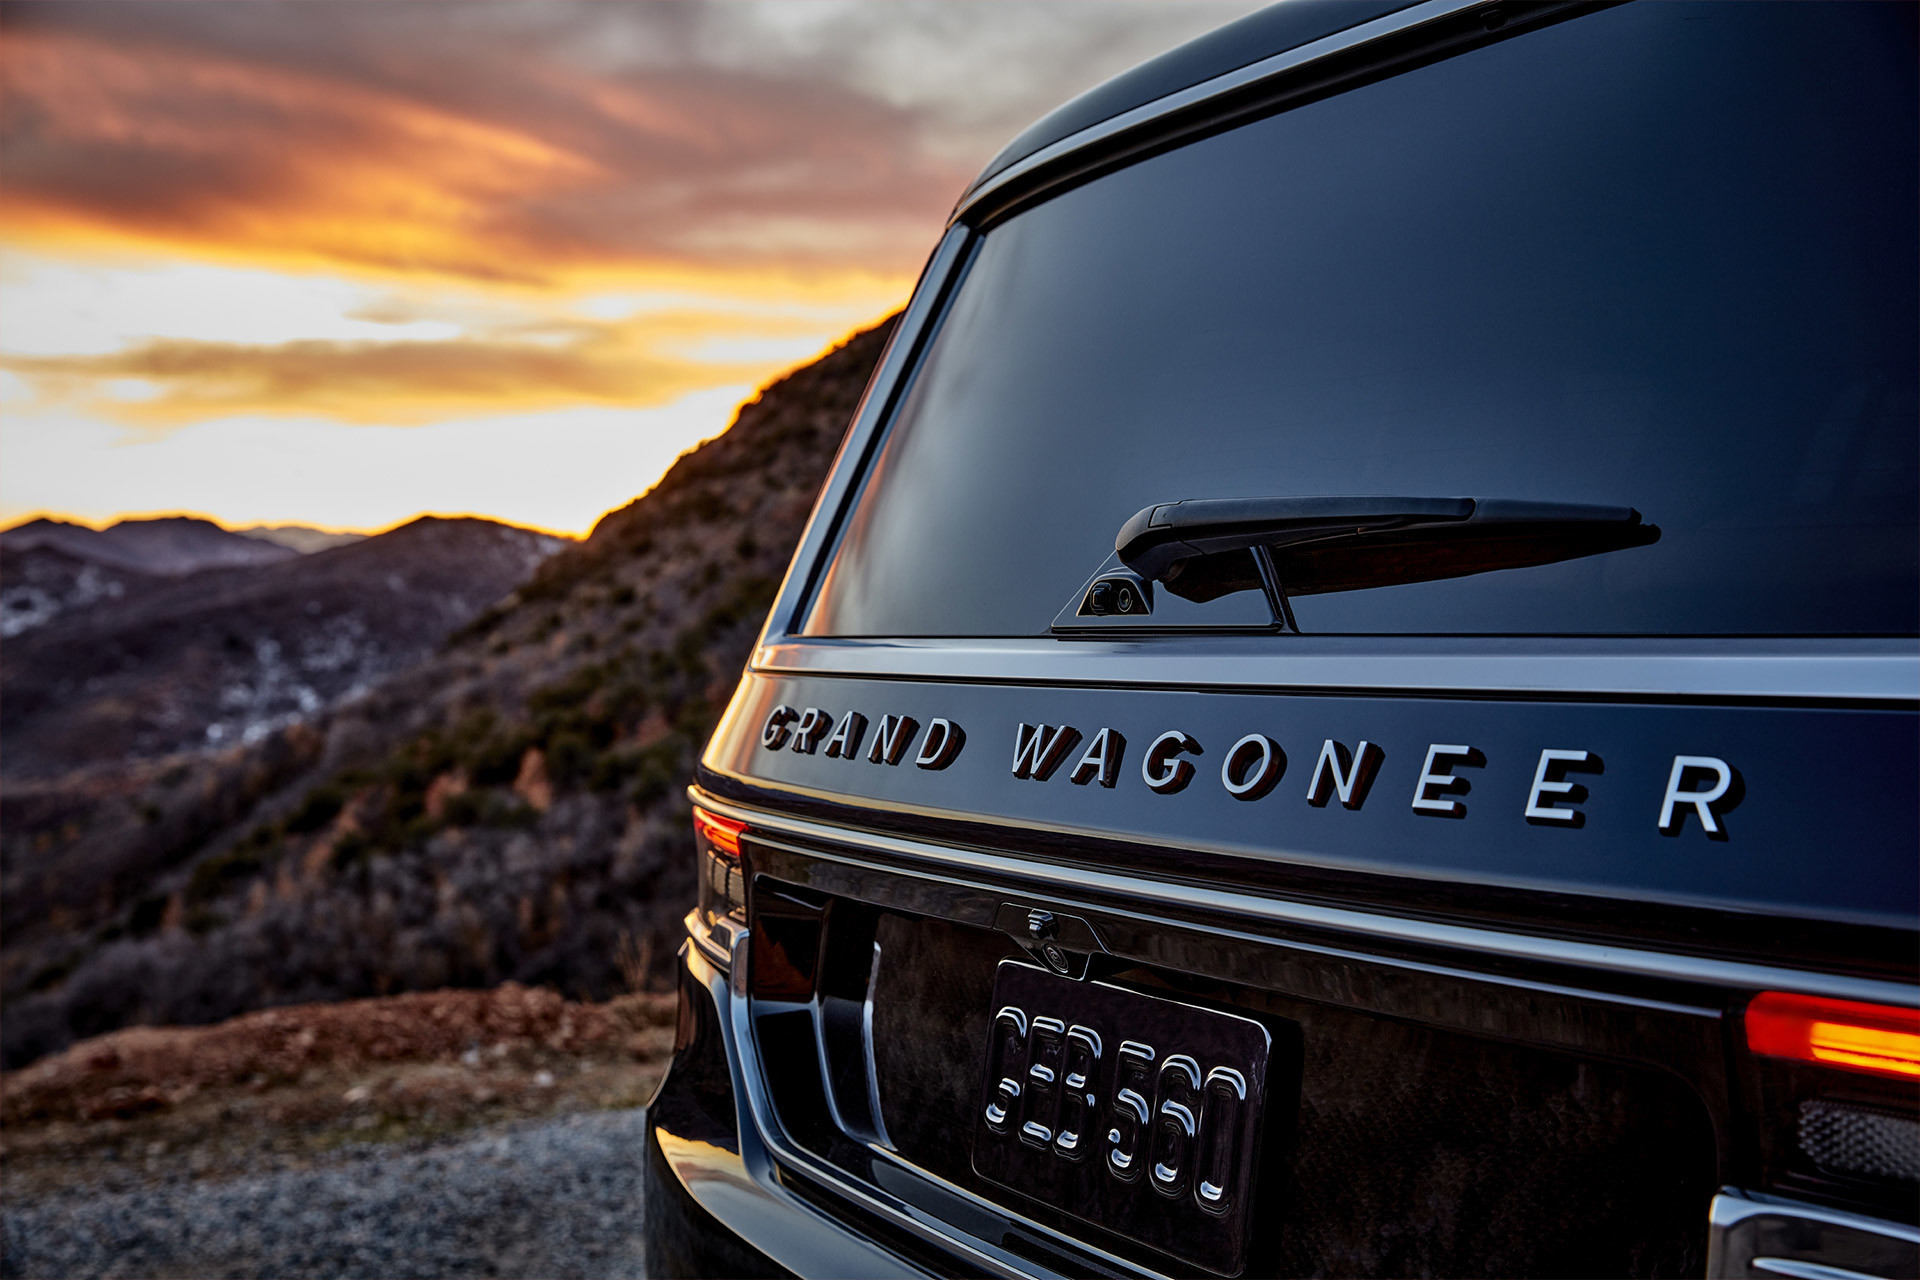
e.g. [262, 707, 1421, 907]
[285, 786, 344, 834]
[479, 795, 540, 829]
[127, 895, 168, 937]
[531, 663, 608, 712]
[186, 846, 263, 904]
[330, 832, 372, 870]
[628, 741, 689, 808]
[450, 603, 507, 643]
[440, 790, 485, 827]
[28, 956, 76, 992]
[546, 730, 594, 787]
[466, 726, 534, 787]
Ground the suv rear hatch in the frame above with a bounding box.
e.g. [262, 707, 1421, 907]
[693, 3, 1919, 1274]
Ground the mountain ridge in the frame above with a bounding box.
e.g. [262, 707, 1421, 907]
[234, 525, 368, 554]
[2, 516, 298, 577]
[3, 516, 566, 777]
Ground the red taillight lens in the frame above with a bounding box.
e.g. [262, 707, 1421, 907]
[1746, 991, 1920, 1080]
[692, 806, 745, 859]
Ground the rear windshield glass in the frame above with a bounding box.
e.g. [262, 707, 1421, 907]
[805, 2, 1918, 638]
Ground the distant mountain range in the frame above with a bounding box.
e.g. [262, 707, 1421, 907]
[234, 525, 369, 555]
[3, 517, 565, 775]
[3, 516, 303, 576]
[0, 517, 371, 640]
[0, 545, 149, 641]
[0, 315, 896, 1069]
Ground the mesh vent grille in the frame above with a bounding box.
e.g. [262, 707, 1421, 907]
[1799, 1101, 1920, 1182]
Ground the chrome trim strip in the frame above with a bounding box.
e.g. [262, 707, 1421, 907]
[684, 906, 741, 972]
[1749, 1261, 1885, 1280]
[1706, 1189, 1920, 1280]
[954, 0, 1482, 221]
[701, 792, 1919, 1008]
[754, 638, 1920, 702]
[758, 226, 973, 645]
[715, 935, 1124, 1279]
[757, 826, 1721, 1020]
[862, 940, 894, 1151]
[1710, 1190, 1920, 1242]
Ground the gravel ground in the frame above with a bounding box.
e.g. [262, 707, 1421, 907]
[0, 1109, 652, 1280]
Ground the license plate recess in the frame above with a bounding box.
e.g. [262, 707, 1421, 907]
[971, 962, 1276, 1275]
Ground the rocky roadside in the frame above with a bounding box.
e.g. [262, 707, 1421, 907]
[1, 1110, 655, 1280]
[0, 985, 676, 1278]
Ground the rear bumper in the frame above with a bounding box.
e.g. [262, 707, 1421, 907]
[642, 1112, 787, 1280]
[651, 919, 1240, 1279]
[648, 789, 1920, 1279]
[651, 933, 1920, 1280]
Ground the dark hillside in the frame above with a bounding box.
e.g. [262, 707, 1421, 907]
[1, 545, 157, 640]
[1, 315, 898, 1068]
[2, 516, 297, 577]
[2, 517, 564, 776]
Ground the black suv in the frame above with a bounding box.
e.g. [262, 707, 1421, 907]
[644, 3, 1919, 1276]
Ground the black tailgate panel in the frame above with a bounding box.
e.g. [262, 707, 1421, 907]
[710, 673, 1916, 941]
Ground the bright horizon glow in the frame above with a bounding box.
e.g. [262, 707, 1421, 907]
[1, 508, 578, 541]
[2, 382, 789, 538]
[1, 251, 905, 533]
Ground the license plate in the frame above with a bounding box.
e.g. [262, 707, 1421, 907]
[971, 962, 1275, 1275]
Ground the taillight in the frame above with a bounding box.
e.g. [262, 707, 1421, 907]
[692, 806, 745, 859]
[1746, 992, 1920, 1081]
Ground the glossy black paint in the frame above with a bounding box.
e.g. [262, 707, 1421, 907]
[970, 0, 1409, 195]
[644, 1116, 788, 1280]
[705, 672, 1918, 941]
[741, 840, 1725, 1275]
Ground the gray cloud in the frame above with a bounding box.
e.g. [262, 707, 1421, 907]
[0, 1, 1259, 282]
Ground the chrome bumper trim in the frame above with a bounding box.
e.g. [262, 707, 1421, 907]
[693, 789, 1919, 1009]
[1707, 1189, 1920, 1280]
[684, 905, 744, 974]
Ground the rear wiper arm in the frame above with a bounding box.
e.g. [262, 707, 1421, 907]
[1115, 495, 1657, 628]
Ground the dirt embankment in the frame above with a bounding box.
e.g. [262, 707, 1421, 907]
[0, 983, 676, 1200]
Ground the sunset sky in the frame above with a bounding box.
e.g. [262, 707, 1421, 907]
[0, 1, 1257, 536]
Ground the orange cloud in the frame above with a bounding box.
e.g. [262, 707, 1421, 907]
[6, 309, 847, 426]
[0, 10, 965, 288]
[3, 29, 594, 283]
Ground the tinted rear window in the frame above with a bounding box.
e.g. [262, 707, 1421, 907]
[806, 2, 1918, 638]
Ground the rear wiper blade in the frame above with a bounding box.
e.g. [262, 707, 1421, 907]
[1114, 495, 1658, 628]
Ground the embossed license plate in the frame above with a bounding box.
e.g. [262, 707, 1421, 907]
[971, 962, 1276, 1275]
